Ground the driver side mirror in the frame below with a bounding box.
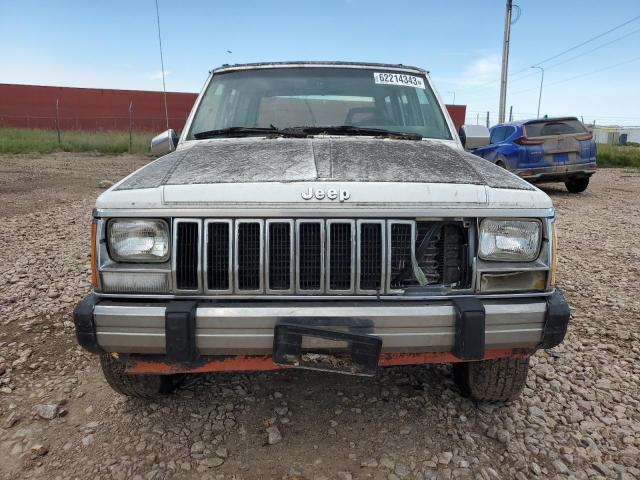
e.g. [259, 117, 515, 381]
[459, 124, 490, 149]
[150, 129, 178, 156]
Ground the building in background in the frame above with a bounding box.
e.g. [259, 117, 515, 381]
[591, 125, 640, 145]
[0, 83, 467, 134]
[0, 84, 196, 133]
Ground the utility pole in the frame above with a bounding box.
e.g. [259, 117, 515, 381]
[486, 111, 490, 128]
[509, 105, 513, 122]
[447, 91, 456, 105]
[498, 0, 513, 123]
[155, 0, 169, 130]
[531, 66, 544, 118]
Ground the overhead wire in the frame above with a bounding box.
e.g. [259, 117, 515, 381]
[460, 14, 640, 92]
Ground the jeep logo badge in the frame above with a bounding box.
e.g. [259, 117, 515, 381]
[301, 187, 350, 202]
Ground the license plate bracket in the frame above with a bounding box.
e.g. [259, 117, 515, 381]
[273, 322, 382, 376]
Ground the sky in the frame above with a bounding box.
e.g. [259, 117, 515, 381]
[2, 0, 639, 126]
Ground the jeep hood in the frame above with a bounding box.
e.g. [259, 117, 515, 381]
[115, 137, 533, 190]
[98, 137, 552, 214]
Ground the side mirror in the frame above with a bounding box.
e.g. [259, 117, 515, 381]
[150, 129, 178, 156]
[459, 124, 490, 149]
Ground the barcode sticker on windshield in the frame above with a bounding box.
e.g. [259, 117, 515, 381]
[373, 72, 425, 89]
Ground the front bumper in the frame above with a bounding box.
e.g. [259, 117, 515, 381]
[74, 291, 570, 368]
[515, 162, 596, 182]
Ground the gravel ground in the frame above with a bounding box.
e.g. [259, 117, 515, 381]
[0, 154, 639, 480]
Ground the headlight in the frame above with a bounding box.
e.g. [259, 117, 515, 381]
[479, 219, 541, 261]
[107, 219, 169, 262]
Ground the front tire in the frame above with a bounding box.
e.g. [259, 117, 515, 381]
[565, 177, 589, 193]
[453, 356, 530, 402]
[100, 354, 181, 399]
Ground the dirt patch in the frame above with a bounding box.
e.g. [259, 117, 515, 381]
[0, 152, 150, 217]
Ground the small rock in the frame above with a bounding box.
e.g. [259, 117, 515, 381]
[31, 444, 49, 456]
[394, 463, 410, 478]
[5, 411, 20, 428]
[497, 429, 510, 444]
[202, 457, 224, 468]
[361, 458, 378, 468]
[35, 404, 60, 420]
[274, 406, 288, 416]
[336, 472, 352, 480]
[82, 434, 95, 447]
[528, 405, 546, 418]
[99, 180, 114, 188]
[266, 425, 282, 445]
[191, 441, 205, 454]
[552, 460, 569, 474]
[215, 447, 228, 458]
[530, 463, 541, 476]
[438, 452, 453, 465]
[379, 455, 395, 469]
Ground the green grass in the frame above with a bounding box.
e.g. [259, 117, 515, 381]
[0, 128, 154, 155]
[597, 144, 640, 168]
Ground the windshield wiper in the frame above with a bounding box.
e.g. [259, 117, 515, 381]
[193, 126, 283, 139]
[282, 125, 422, 140]
[193, 125, 422, 140]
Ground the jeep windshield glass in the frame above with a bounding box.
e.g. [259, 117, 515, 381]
[187, 67, 452, 140]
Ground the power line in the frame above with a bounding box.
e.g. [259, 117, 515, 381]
[546, 54, 640, 86]
[509, 55, 640, 95]
[459, 21, 640, 93]
[543, 26, 640, 71]
[154, 0, 169, 130]
[533, 14, 640, 66]
[508, 13, 640, 78]
[458, 23, 638, 92]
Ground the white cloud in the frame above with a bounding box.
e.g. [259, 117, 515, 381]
[149, 70, 171, 81]
[456, 53, 501, 88]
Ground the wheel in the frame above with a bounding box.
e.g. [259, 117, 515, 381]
[564, 177, 589, 193]
[453, 356, 530, 402]
[100, 354, 182, 399]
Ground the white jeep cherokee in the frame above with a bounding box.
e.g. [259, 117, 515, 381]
[74, 62, 570, 401]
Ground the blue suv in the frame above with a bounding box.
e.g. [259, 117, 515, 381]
[470, 117, 596, 193]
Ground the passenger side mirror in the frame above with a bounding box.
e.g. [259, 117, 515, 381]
[459, 124, 490, 149]
[150, 129, 179, 156]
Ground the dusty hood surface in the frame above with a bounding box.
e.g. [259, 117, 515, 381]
[116, 137, 534, 191]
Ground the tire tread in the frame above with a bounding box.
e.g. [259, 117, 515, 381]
[453, 356, 530, 402]
[100, 354, 177, 399]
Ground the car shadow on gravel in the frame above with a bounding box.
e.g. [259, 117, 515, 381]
[537, 185, 589, 198]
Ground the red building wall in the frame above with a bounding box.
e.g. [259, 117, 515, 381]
[445, 104, 466, 131]
[0, 83, 466, 134]
[0, 84, 197, 132]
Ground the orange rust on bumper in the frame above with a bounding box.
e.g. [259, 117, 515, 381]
[125, 349, 524, 375]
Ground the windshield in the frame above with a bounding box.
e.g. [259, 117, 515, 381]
[525, 118, 586, 137]
[187, 67, 452, 140]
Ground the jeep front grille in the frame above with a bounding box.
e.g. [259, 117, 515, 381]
[174, 220, 200, 291]
[174, 219, 469, 296]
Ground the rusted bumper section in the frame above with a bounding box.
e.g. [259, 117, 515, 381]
[74, 290, 570, 375]
[123, 349, 531, 375]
